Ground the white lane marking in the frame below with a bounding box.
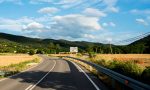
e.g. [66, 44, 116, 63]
[25, 85, 33, 90]
[70, 61, 101, 90]
[25, 60, 56, 90]
[0, 58, 44, 82]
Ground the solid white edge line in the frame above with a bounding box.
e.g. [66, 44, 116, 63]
[25, 60, 56, 90]
[0, 57, 44, 82]
[25, 85, 33, 90]
[70, 61, 101, 90]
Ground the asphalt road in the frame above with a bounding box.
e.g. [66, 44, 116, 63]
[0, 55, 108, 90]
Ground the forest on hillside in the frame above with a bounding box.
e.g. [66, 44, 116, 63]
[0, 33, 150, 54]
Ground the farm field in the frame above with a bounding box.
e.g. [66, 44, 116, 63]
[0, 54, 38, 66]
[93, 54, 150, 67]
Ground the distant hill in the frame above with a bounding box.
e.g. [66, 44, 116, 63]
[0, 32, 149, 54]
[0, 32, 103, 48]
[0, 33, 105, 53]
[0, 33, 42, 44]
[130, 35, 150, 45]
[129, 35, 150, 53]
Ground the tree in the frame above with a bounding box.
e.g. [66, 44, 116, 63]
[86, 44, 94, 53]
[93, 45, 99, 53]
[49, 42, 55, 49]
[55, 44, 61, 54]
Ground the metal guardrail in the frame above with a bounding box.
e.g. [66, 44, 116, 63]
[65, 56, 150, 90]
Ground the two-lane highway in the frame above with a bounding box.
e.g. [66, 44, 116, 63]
[0, 55, 108, 90]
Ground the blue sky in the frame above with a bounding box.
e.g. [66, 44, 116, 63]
[0, 0, 150, 44]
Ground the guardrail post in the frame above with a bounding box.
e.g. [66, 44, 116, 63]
[111, 78, 115, 89]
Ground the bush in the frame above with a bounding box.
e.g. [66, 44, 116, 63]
[94, 59, 144, 79]
[36, 49, 44, 54]
[89, 52, 96, 58]
[77, 53, 82, 57]
[122, 61, 144, 78]
[29, 50, 35, 55]
[141, 67, 150, 84]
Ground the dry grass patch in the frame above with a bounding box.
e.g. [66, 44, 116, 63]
[71, 54, 150, 85]
[50, 54, 76, 57]
[0, 54, 41, 78]
[94, 54, 150, 67]
[0, 54, 38, 66]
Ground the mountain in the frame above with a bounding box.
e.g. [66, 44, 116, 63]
[130, 35, 150, 45]
[129, 35, 150, 53]
[0, 33, 42, 44]
[0, 32, 149, 54]
[0, 32, 103, 48]
[0, 33, 104, 53]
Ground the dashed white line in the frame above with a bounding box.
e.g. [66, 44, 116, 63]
[25, 60, 56, 90]
[70, 61, 101, 90]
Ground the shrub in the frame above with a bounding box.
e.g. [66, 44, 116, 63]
[29, 50, 35, 55]
[122, 61, 144, 78]
[89, 52, 96, 58]
[77, 53, 82, 57]
[94, 59, 144, 79]
[36, 50, 44, 54]
[141, 67, 150, 84]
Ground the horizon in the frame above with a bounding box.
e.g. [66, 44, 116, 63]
[0, 0, 150, 45]
[1, 32, 149, 46]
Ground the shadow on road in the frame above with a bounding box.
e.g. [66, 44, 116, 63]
[7, 58, 103, 90]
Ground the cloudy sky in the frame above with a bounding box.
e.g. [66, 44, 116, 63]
[0, 0, 150, 44]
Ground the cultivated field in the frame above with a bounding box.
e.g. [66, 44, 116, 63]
[0, 54, 38, 66]
[94, 54, 150, 67]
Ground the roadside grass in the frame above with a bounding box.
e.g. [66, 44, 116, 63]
[92, 59, 144, 79]
[0, 57, 40, 78]
[68, 53, 150, 85]
[0, 54, 38, 66]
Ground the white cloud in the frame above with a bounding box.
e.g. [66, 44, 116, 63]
[147, 16, 150, 20]
[56, 0, 78, 5]
[30, 0, 53, 4]
[103, 0, 117, 6]
[0, 0, 22, 5]
[0, 25, 22, 31]
[102, 22, 116, 27]
[0, 18, 23, 31]
[106, 7, 119, 13]
[83, 8, 107, 17]
[30, 0, 80, 6]
[131, 9, 150, 15]
[40, 14, 102, 39]
[136, 18, 148, 26]
[53, 14, 102, 31]
[23, 22, 44, 31]
[30, 0, 119, 14]
[0, 14, 102, 40]
[54, 0, 83, 9]
[106, 38, 112, 42]
[102, 23, 108, 27]
[38, 7, 59, 14]
[103, 0, 119, 13]
[84, 34, 96, 39]
[0, 17, 44, 32]
[110, 22, 116, 27]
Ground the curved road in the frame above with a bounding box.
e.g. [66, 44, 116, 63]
[0, 55, 108, 90]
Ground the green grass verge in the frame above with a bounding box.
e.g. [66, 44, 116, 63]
[89, 58, 149, 85]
